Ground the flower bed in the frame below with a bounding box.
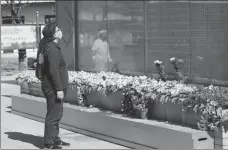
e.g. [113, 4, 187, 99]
[16, 70, 228, 131]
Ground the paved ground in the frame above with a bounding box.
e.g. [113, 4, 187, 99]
[1, 77, 128, 149]
[1, 51, 37, 60]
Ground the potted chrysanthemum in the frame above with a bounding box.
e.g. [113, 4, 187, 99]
[154, 60, 167, 82]
[170, 57, 185, 83]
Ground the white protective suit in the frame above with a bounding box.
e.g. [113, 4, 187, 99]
[91, 35, 112, 72]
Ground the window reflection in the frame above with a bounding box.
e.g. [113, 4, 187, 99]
[77, 0, 228, 81]
[91, 30, 113, 72]
[78, 1, 145, 73]
[107, 1, 145, 73]
[78, 1, 107, 72]
[147, 1, 190, 76]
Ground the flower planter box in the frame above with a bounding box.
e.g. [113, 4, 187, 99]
[20, 82, 123, 111]
[28, 83, 43, 97]
[165, 101, 183, 124]
[20, 82, 201, 127]
[148, 101, 200, 128]
[135, 109, 148, 119]
[86, 91, 123, 113]
[16, 70, 227, 141]
[20, 82, 31, 95]
[11, 93, 216, 149]
[148, 101, 167, 121]
[20, 82, 79, 105]
[182, 108, 201, 128]
[64, 86, 79, 105]
[214, 122, 228, 149]
[20, 82, 44, 97]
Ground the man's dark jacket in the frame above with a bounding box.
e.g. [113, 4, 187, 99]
[40, 38, 68, 92]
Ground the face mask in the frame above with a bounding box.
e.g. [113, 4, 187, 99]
[54, 27, 63, 40]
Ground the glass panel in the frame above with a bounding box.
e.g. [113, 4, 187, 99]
[78, 1, 107, 72]
[147, 1, 190, 77]
[190, 3, 208, 78]
[56, 1, 75, 70]
[206, 4, 228, 80]
[107, 1, 145, 74]
[76, 0, 228, 82]
[190, 2, 228, 80]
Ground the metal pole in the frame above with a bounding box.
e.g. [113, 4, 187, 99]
[0, 0, 2, 69]
[144, 1, 148, 74]
[36, 11, 40, 46]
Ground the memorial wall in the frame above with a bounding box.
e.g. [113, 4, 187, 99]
[56, 0, 228, 82]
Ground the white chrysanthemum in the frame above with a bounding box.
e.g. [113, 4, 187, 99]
[170, 57, 176, 62]
[154, 60, 162, 65]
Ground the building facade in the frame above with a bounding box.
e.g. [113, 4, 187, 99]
[56, 1, 228, 84]
[1, 0, 55, 53]
[1, 0, 55, 25]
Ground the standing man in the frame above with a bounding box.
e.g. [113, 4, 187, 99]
[39, 23, 70, 149]
[91, 30, 113, 72]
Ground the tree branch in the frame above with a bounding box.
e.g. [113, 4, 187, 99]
[4, 0, 30, 24]
[16, 5, 21, 14]
[1, 2, 10, 10]
[18, 0, 22, 5]
[65, 6, 75, 24]
[5, 0, 10, 4]
[20, 2, 30, 12]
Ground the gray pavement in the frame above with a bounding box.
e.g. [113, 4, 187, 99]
[1, 51, 37, 59]
[1, 80, 128, 149]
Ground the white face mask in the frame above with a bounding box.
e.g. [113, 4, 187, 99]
[54, 27, 63, 40]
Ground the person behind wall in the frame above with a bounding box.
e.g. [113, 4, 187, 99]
[91, 30, 113, 72]
[38, 23, 70, 149]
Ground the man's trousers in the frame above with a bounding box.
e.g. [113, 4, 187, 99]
[42, 85, 64, 145]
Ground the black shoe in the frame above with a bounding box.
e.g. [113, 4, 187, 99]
[43, 144, 62, 149]
[55, 141, 70, 147]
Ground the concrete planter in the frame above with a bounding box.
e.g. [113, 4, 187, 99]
[148, 101, 166, 121]
[20, 82, 44, 97]
[214, 120, 228, 149]
[20, 82, 30, 95]
[182, 107, 201, 128]
[64, 86, 79, 105]
[86, 91, 123, 113]
[28, 83, 43, 97]
[135, 109, 148, 119]
[20, 83, 79, 105]
[165, 101, 183, 124]
[20, 82, 200, 127]
[148, 101, 201, 128]
[11, 94, 216, 149]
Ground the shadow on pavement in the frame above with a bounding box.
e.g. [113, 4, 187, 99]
[5, 132, 44, 149]
[1, 80, 18, 85]
[2, 95, 12, 98]
[6, 106, 12, 109]
[5, 105, 12, 113]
